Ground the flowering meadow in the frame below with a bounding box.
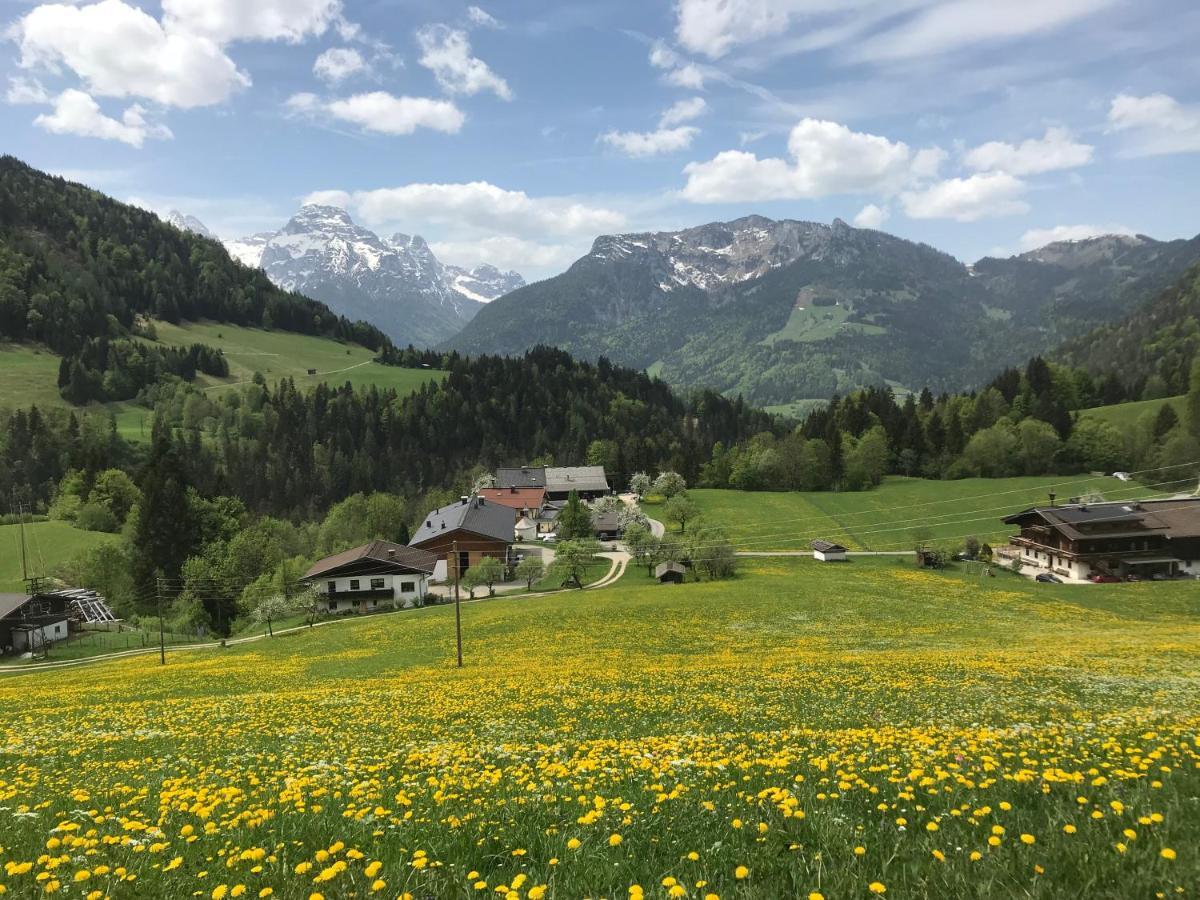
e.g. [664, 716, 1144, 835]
[0, 558, 1196, 899]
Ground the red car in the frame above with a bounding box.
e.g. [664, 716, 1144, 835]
[1090, 573, 1122, 583]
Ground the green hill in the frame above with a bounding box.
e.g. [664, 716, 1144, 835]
[0, 322, 446, 442]
[1078, 395, 1187, 433]
[0, 520, 116, 592]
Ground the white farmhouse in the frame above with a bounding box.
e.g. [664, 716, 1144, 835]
[303, 540, 438, 612]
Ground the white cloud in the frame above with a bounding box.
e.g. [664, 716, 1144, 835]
[416, 25, 511, 100]
[672, 0, 1114, 63]
[963, 126, 1093, 175]
[666, 64, 708, 89]
[602, 126, 699, 157]
[853, 203, 889, 228]
[1107, 93, 1200, 156]
[648, 40, 708, 88]
[313, 47, 368, 83]
[14, 0, 249, 109]
[33, 89, 172, 147]
[161, 0, 342, 44]
[675, 0, 800, 59]
[431, 236, 577, 271]
[324, 92, 465, 135]
[852, 0, 1116, 63]
[659, 96, 707, 127]
[682, 118, 918, 202]
[284, 92, 321, 114]
[900, 172, 1029, 221]
[306, 181, 624, 238]
[1018, 223, 1134, 250]
[6, 77, 50, 105]
[466, 6, 500, 28]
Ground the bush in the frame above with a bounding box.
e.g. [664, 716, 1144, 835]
[75, 502, 119, 533]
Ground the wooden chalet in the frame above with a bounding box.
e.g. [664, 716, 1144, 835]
[1004, 497, 1200, 581]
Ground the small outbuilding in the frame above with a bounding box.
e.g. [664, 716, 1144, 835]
[515, 515, 537, 543]
[655, 562, 687, 584]
[811, 539, 848, 562]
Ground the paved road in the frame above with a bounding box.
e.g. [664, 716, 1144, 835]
[736, 550, 916, 557]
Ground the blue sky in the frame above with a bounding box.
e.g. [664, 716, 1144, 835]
[4, 0, 1200, 280]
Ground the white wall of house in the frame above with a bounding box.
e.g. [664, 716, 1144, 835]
[12, 618, 68, 651]
[813, 549, 847, 562]
[318, 573, 428, 612]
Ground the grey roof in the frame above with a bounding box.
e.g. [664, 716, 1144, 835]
[655, 562, 687, 577]
[0, 594, 31, 619]
[545, 466, 610, 494]
[496, 467, 547, 489]
[410, 496, 516, 545]
[304, 540, 438, 579]
[592, 510, 621, 532]
[811, 540, 847, 552]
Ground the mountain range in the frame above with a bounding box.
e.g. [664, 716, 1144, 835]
[446, 216, 1200, 407]
[174, 206, 525, 348]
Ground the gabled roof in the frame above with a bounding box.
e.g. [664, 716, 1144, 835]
[496, 467, 546, 489]
[811, 540, 847, 552]
[304, 540, 438, 579]
[1003, 501, 1178, 542]
[0, 593, 31, 620]
[655, 562, 686, 577]
[545, 466, 609, 494]
[410, 496, 515, 546]
[477, 487, 546, 511]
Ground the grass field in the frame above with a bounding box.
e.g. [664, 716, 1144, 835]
[685, 474, 1155, 551]
[0, 557, 1195, 898]
[0, 342, 65, 409]
[1079, 395, 1186, 432]
[0, 520, 116, 593]
[0, 323, 445, 441]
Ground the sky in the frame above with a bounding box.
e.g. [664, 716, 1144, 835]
[3, 0, 1200, 281]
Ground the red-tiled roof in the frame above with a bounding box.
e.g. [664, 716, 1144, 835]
[477, 487, 546, 510]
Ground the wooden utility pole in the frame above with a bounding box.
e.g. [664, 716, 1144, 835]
[17, 500, 29, 583]
[156, 575, 166, 665]
[452, 540, 462, 668]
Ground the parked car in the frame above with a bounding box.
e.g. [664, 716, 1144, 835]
[1111, 471, 1132, 482]
[1090, 573, 1122, 583]
[539, 533, 557, 543]
[1035, 573, 1063, 583]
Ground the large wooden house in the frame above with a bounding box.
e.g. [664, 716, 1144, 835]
[0, 592, 70, 654]
[410, 495, 516, 581]
[1004, 497, 1200, 581]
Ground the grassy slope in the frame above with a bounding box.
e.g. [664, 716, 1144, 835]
[0, 322, 445, 440]
[0, 520, 116, 592]
[687, 474, 1148, 551]
[0, 557, 1195, 898]
[1079, 395, 1186, 432]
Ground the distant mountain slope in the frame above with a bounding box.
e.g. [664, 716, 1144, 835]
[0, 156, 388, 359]
[1057, 261, 1200, 397]
[226, 206, 525, 347]
[446, 216, 1200, 404]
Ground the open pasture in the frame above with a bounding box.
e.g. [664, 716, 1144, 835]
[688, 474, 1146, 551]
[0, 557, 1196, 898]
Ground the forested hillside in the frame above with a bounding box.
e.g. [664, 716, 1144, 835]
[0, 157, 390, 401]
[1058, 261, 1200, 399]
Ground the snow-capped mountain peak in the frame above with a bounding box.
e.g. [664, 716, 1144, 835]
[164, 210, 216, 240]
[224, 205, 526, 346]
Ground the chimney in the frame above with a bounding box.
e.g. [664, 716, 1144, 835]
[477, 497, 485, 507]
[387, 548, 396, 559]
[460, 495, 469, 505]
[1048, 491, 1056, 507]
[426, 520, 432, 528]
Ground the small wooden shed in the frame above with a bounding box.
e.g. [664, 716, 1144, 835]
[655, 562, 686, 584]
[810, 539, 848, 562]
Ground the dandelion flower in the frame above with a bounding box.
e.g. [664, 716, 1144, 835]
[734, 865, 749, 880]
[1161, 848, 1176, 861]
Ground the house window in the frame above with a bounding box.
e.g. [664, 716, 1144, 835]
[352, 599, 361, 607]
[400, 581, 415, 593]
[349, 579, 360, 591]
[327, 580, 336, 593]
[370, 577, 385, 590]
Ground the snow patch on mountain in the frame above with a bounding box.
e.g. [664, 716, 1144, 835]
[164, 210, 216, 240]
